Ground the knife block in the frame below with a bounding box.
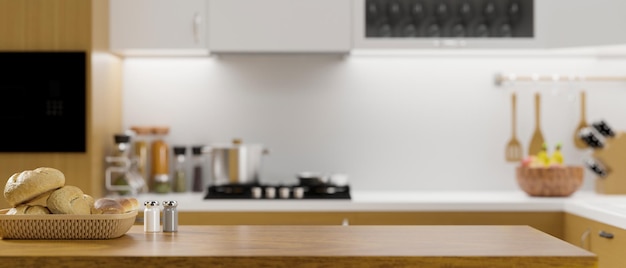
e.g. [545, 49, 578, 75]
[594, 132, 626, 194]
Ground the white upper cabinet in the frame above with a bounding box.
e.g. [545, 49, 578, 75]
[208, 0, 352, 53]
[110, 0, 208, 56]
[538, 0, 626, 48]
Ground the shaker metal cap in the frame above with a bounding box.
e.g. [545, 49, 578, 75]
[144, 200, 160, 207]
[162, 200, 178, 207]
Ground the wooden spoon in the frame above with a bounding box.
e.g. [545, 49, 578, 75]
[505, 93, 523, 162]
[573, 91, 588, 149]
[528, 93, 545, 156]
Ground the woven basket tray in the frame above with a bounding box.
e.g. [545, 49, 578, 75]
[0, 209, 137, 240]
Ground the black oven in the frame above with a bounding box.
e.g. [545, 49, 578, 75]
[0, 52, 86, 152]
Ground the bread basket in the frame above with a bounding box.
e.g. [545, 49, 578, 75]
[516, 166, 584, 197]
[0, 209, 137, 240]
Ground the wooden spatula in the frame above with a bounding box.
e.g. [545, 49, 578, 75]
[528, 93, 545, 156]
[506, 93, 523, 162]
[573, 91, 588, 149]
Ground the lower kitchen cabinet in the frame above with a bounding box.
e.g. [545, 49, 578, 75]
[349, 212, 564, 239]
[179, 212, 351, 226]
[564, 213, 626, 268]
[175, 211, 564, 239]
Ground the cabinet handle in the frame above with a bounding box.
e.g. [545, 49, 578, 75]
[599, 230, 614, 239]
[580, 228, 590, 249]
[341, 218, 349, 226]
[192, 12, 202, 44]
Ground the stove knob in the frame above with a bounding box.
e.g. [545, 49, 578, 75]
[326, 187, 337, 195]
[251, 187, 262, 199]
[265, 187, 276, 199]
[293, 187, 304, 199]
[279, 187, 291, 199]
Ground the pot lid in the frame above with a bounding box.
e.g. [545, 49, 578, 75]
[202, 138, 265, 151]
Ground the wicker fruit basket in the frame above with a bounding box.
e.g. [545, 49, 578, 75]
[0, 209, 137, 240]
[516, 166, 584, 197]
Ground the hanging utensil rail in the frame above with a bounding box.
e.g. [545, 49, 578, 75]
[494, 73, 626, 86]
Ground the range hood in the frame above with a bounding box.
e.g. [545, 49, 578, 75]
[356, 0, 535, 49]
[365, 0, 533, 39]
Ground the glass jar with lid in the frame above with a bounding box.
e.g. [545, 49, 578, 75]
[130, 126, 151, 193]
[111, 134, 131, 195]
[151, 126, 170, 194]
[191, 145, 205, 192]
[173, 146, 187, 193]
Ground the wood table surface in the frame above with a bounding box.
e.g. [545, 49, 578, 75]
[0, 225, 596, 268]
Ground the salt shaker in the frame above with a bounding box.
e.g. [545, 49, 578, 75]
[162, 200, 178, 232]
[144, 201, 160, 233]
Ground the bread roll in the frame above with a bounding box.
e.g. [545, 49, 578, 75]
[47, 186, 91, 215]
[4, 167, 65, 207]
[116, 197, 139, 212]
[7, 205, 51, 215]
[83, 194, 96, 214]
[24, 189, 54, 207]
[93, 198, 124, 214]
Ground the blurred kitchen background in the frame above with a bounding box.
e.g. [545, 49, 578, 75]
[4, 0, 626, 198]
[121, 52, 626, 191]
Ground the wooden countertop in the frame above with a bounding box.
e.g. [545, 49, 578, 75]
[0, 225, 595, 268]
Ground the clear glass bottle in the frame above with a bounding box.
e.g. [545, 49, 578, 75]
[105, 133, 146, 196]
[191, 145, 205, 192]
[173, 146, 187, 193]
[151, 126, 170, 194]
[130, 126, 151, 193]
[111, 134, 131, 195]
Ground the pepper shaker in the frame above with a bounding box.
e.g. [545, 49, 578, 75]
[144, 201, 160, 233]
[162, 200, 178, 232]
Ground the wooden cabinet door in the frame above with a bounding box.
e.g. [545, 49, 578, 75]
[351, 212, 564, 239]
[591, 219, 626, 268]
[565, 213, 625, 268]
[564, 213, 593, 251]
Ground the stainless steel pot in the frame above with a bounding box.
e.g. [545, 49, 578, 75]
[202, 139, 268, 185]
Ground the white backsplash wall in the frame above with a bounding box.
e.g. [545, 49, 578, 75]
[122, 53, 626, 191]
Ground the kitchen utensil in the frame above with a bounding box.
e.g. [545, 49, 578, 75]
[579, 127, 605, 149]
[297, 172, 329, 186]
[506, 93, 523, 162]
[573, 91, 588, 149]
[528, 93, 545, 156]
[592, 129, 626, 194]
[202, 138, 268, 185]
[592, 120, 615, 138]
[584, 158, 608, 178]
[329, 173, 350, 187]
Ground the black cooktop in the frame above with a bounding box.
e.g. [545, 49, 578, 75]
[204, 183, 351, 200]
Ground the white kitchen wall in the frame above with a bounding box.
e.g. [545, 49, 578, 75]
[122, 51, 626, 191]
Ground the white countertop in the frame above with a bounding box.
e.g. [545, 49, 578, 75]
[130, 190, 626, 230]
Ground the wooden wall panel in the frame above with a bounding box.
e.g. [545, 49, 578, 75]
[0, 0, 90, 50]
[0, 0, 122, 208]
